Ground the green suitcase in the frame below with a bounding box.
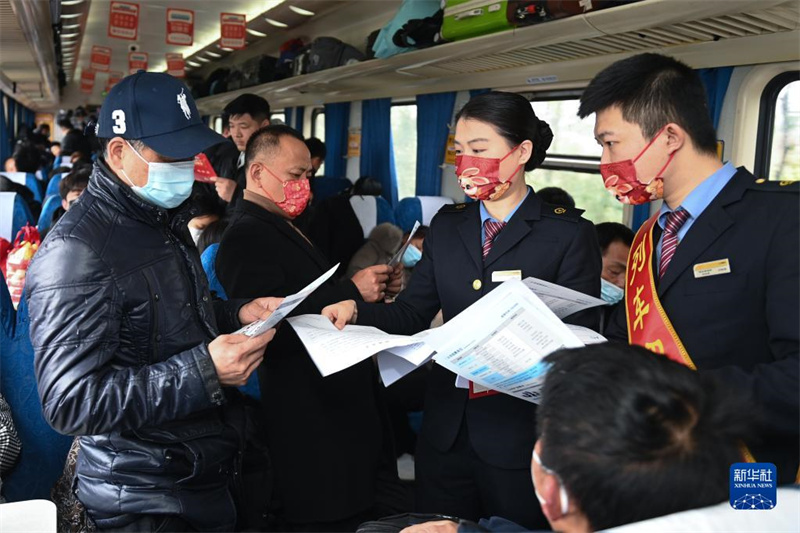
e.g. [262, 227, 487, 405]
[441, 0, 513, 42]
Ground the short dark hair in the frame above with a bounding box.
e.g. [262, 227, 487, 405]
[197, 218, 229, 256]
[578, 53, 718, 156]
[595, 222, 634, 253]
[455, 91, 553, 171]
[224, 94, 271, 124]
[57, 118, 73, 130]
[538, 343, 754, 531]
[190, 186, 225, 219]
[352, 176, 382, 196]
[51, 141, 61, 148]
[59, 166, 91, 200]
[537, 187, 575, 208]
[305, 137, 326, 160]
[12, 142, 41, 173]
[244, 124, 305, 168]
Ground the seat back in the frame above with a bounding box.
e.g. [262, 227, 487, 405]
[44, 174, 62, 199]
[0, 294, 73, 501]
[0, 192, 34, 242]
[1, 173, 42, 203]
[349, 195, 397, 239]
[311, 177, 352, 205]
[394, 196, 454, 232]
[36, 196, 62, 234]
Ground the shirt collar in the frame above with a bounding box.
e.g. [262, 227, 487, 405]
[237, 151, 245, 169]
[658, 162, 737, 227]
[480, 186, 531, 225]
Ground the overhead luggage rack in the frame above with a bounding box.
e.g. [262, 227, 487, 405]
[194, 0, 800, 113]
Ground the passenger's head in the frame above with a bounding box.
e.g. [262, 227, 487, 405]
[537, 187, 575, 208]
[188, 191, 225, 246]
[305, 137, 326, 177]
[224, 94, 271, 152]
[579, 54, 718, 203]
[97, 72, 224, 209]
[454, 91, 553, 202]
[352, 176, 382, 196]
[402, 225, 428, 268]
[57, 118, 73, 133]
[196, 218, 229, 256]
[37, 123, 50, 138]
[532, 343, 753, 532]
[4, 157, 16, 172]
[59, 166, 91, 211]
[50, 141, 62, 157]
[245, 125, 311, 218]
[595, 222, 634, 288]
[12, 143, 41, 173]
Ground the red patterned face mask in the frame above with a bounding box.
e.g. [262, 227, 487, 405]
[599, 126, 674, 205]
[455, 145, 522, 202]
[263, 167, 311, 218]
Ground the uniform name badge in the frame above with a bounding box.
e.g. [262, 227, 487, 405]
[491, 270, 522, 283]
[693, 258, 731, 278]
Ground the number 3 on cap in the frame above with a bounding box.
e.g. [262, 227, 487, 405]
[112, 109, 126, 134]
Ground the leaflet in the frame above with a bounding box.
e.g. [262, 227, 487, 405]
[425, 280, 583, 404]
[387, 220, 421, 267]
[376, 330, 435, 386]
[287, 313, 426, 377]
[521, 277, 606, 319]
[566, 324, 607, 345]
[235, 264, 339, 337]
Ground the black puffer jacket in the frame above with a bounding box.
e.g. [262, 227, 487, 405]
[25, 160, 249, 530]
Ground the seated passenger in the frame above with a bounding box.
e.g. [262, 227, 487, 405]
[537, 186, 575, 208]
[187, 190, 226, 247]
[346, 222, 404, 279]
[197, 218, 228, 257]
[401, 225, 428, 286]
[3, 157, 15, 173]
[595, 222, 634, 307]
[305, 136, 326, 178]
[401, 343, 754, 533]
[44, 166, 91, 236]
[50, 141, 61, 158]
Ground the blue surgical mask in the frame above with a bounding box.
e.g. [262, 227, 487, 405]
[121, 140, 195, 209]
[600, 278, 624, 305]
[402, 245, 422, 268]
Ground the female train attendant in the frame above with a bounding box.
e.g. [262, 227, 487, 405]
[323, 92, 602, 528]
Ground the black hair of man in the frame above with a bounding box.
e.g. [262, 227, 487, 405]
[59, 166, 92, 201]
[352, 176, 382, 196]
[537, 187, 575, 208]
[578, 53, 718, 156]
[57, 118, 73, 131]
[223, 94, 271, 124]
[191, 186, 226, 219]
[197, 218, 229, 256]
[595, 222, 634, 253]
[537, 343, 754, 531]
[305, 137, 327, 161]
[244, 124, 305, 169]
[12, 142, 42, 173]
[51, 141, 61, 148]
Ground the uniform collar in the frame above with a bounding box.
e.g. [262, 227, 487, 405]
[479, 186, 532, 225]
[658, 162, 737, 228]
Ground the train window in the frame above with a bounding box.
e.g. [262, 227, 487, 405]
[391, 103, 418, 200]
[525, 98, 623, 224]
[755, 72, 800, 181]
[272, 112, 286, 125]
[213, 116, 223, 134]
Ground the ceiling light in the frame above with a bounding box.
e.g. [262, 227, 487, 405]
[205, 51, 222, 58]
[61, 13, 82, 19]
[289, 6, 315, 16]
[196, 56, 210, 63]
[62, 0, 85, 5]
[62, 23, 81, 30]
[219, 46, 234, 52]
[61, 34, 79, 40]
[246, 28, 267, 37]
[264, 18, 288, 28]
[187, 60, 202, 68]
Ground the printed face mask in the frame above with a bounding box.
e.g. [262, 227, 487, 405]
[121, 140, 195, 209]
[262, 166, 311, 218]
[455, 144, 523, 202]
[600, 278, 624, 305]
[599, 126, 674, 205]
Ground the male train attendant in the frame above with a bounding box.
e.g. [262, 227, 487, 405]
[580, 53, 799, 483]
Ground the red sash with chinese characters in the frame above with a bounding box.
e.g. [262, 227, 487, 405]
[625, 214, 694, 368]
[626, 214, 756, 464]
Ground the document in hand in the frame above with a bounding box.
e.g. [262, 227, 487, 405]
[286, 314, 431, 379]
[425, 279, 584, 404]
[521, 277, 606, 319]
[387, 221, 421, 267]
[235, 264, 339, 338]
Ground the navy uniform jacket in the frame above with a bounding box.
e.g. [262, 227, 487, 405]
[358, 192, 602, 469]
[606, 168, 799, 483]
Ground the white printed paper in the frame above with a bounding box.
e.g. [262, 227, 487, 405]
[235, 264, 339, 337]
[522, 277, 606, 319]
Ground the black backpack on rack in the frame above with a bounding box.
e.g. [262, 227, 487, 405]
[307, 37, 365, 73]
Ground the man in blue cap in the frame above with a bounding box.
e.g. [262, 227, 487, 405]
[26, 72, 281, 531]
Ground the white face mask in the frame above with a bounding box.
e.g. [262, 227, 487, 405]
[188, 226, 204, 247]
[600, 278, 625, 305]
[120, 140, 195, 209]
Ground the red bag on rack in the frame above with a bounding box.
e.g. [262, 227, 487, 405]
[5, 224, 41, 309]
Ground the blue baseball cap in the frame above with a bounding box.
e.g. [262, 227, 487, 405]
[97, 71, 223, 159]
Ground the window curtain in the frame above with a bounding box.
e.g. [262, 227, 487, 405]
[284, 108, 294, 129]
[23, 106, 35, 129]
[469, 88, 491, 99]
[284, 107, 305, 132]
[0, 94, 9, 164]
[323, 102, 350, 179]
[7, 97, 16, 146]
[416, 92, 456, 196]
[697, 67, 734, 129]
[361, 98, 398, 206]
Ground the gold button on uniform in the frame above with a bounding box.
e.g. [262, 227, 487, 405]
[472, 279, 482, 291]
